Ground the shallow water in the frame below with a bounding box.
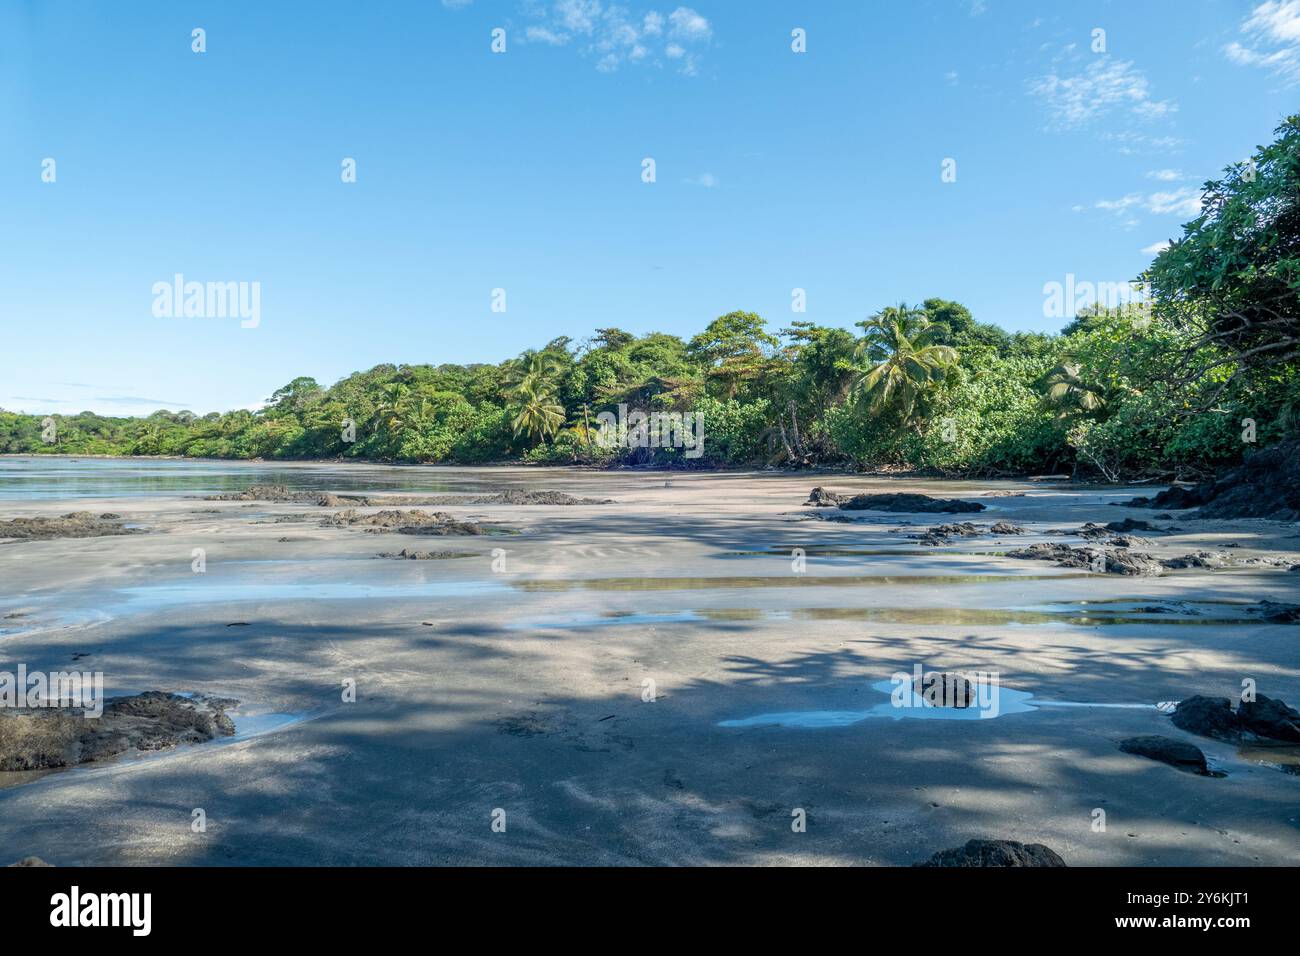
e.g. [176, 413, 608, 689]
[510, 603, 1268, 629]
[718, 680, 1042, 727]
[0, 456, 527, 500]
[510, 572, 1091, 592]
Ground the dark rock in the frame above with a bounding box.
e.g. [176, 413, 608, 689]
[1123, 484, 1209, 511]
[913, 672, 974, 708]
[7, 857, 53, 867]
[1074, 522, 1113, 539]
[1160, 551, 1231, 570]
[1255, 601, 1300, 623]
[1118, 735, 1211, 775]
[1006, 542, 1163, 575]
[914, 839, 1066, 867]
[837, 493, 985, 514]
[804, 487, 845, 507]
[1238, 695, 1300, 743]
[1125, 438, 1300, 521]
[989, 521, 1026, 535]
[911, 522, 982, 544]
[1170, 696, 1241, 741]
[1105, 518, 1173, 534]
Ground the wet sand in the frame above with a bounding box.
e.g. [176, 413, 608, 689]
[1, 463, 1298, 865]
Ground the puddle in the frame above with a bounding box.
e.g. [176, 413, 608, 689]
[718, 681, 1040, 727]
[1237, 743, 1300, 776]
[510, 573, 1091, 592]
[512, 605, 1265, 630]
[115, 578, 502, 608]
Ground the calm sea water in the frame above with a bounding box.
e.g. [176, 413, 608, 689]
[0, 456, 513, 500]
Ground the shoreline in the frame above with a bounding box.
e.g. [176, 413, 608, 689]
[2, 462, 1297, 865]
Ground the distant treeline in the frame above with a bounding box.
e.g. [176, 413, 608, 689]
[5, 118, 1298, 482]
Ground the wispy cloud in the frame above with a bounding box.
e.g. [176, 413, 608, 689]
[684, 172, 718, 188]
[509, 2, 712, 74]
[1141, 240, 1172, 254]
[1145, 168, 1183, 181]
[1224, 1, 1300, 84]
[1091, 186, 1203, 221]
[1030, 56, 1176, 130]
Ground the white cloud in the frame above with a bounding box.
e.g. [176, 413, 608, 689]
[1095, 193, 1143, 213]
[685, 173, 718, 188]
[1147, 187, 1202, 217]
[519, 2, 711, 74]
[1145, 168, 1182, 181]
[1030, 57, 1176, 130]
[1224, 1, 1300, 83]
[441, 0, 474, 8]
[1141, 240, 1172, 254]
[1092, 187, 1203, 220]
[668, 7, 712, 42]
[556, 0, 601, 34]
[526, 26, 569, 45]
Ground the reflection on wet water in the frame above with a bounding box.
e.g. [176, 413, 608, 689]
[718, 680, 1040, 727]
[1237, 743, 1300, 775]
[510, 604, 1269, 629]
[510, 573, 1090, 592]
[116, 579, 503, 608]
[0, 457, 526, 500]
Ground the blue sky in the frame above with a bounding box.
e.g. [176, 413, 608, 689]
[1, 0, 1297, 416]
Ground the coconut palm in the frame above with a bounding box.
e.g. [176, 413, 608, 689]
[374, 382, 412, 436]
[503, 350, 563, 398]
[1040, 363, 1107, 418]
[850, 304, 958, 427]
[510, 379, 565, 442]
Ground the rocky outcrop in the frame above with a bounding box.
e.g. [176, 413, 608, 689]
[1118, 735, 1211, 775]
[804, 487, 845, 507]
[377, 547, 476, 560]
[1168, 693, 1300, 743]
[1006, 542, 1163, 575]
[837, 492, 985, 514]
[1123, 438, 1300, 520]
[1169, 696, 1240, 741]
[914, 839, 1066, 867]
[1238, 695, 1300, 743]
[0, 692, 237, 772]
[0, 512, 138, 541]
[321, 509, 489, 535]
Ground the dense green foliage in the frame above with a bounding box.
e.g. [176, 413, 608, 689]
[5, 119, 1297, 481]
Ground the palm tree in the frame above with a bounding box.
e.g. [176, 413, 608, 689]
[374, 382, 411, 436]
[510, 379, 565, 442]
[1040, 363, 1107, 418]
[503, 350, 563, 398]
[850, 304, 958, 428]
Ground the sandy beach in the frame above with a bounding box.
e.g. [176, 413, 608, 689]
[1, 460, 1298, 865]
